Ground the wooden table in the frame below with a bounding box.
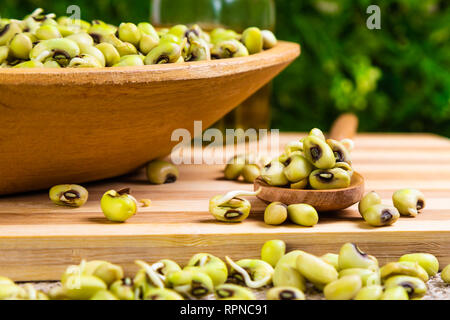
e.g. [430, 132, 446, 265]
[0, 133, 449, 281]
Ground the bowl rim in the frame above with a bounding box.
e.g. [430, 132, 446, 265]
[0, 41, 300, 85]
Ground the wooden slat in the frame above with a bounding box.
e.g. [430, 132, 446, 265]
[0, 133, 449, 281]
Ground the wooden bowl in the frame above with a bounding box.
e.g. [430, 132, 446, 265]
[254, 172, 365, 212]
[0, 41, 300, 195]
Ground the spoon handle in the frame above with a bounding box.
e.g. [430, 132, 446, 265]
[329, 113, 359, 141]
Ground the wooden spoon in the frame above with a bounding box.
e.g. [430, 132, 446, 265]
[254, 114, 365, 211]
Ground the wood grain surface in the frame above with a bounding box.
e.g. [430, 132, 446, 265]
[0, 41, 300, 195]
[0, 133, 449, 281]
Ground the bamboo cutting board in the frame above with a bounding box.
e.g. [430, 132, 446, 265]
[0, 133, 449, 281]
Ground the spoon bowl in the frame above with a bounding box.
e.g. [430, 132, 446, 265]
[254, 172, 365, 212]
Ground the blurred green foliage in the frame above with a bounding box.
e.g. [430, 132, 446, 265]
[273, 0, 450, 136]
[1, 0, 449, 136]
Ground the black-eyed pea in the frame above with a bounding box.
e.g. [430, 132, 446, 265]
[215, 284, 256, 300]
[321, 253, 340, 271]
[383, 275, 427, 299]
[338, 243, 378, 270]
[380, 261, 429, 282]
[441, 265, 450, 284]
[362, 204, 400, 227]
[266, 287, 305, 300]
[381, 286, 409, 300]
[304, 136, 336, 169]
[309, 168, 351, 190]
[264, 202, 288, 226]
[399, 253, 439, 277]
[296, 251, 338, 285]
[287, 204, 319, 227]
[261, 160, 289, 186]
[273, 251, 307, 292]
[339, 268, 380, 286]
[241, 164, 261, 183]
[326, 139, 352, 164]
[261, 240, 286, 267]
[354, 285, 383, 300]
[393, 189, 425, 217]
[323, 275, 362, 300]
[226, 257, 274, 289]
[358, 191, 382, 217]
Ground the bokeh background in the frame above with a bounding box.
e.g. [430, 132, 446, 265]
[2, 0, 449, 136]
